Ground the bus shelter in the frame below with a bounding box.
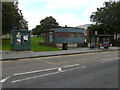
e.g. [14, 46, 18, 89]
[90, 34, 111, 49]
[97, 35, 111, 49]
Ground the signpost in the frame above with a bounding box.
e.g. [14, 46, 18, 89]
[95, 31, 98, 48]
[95, 31, 98, 35]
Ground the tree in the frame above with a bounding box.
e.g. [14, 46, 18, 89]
[32, 25, 41, 35]
[32, 16, 59, 35]
[2, 2, 28, 34]
[90, 0, 120, 35]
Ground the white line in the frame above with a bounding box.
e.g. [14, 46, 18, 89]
[62, 64, 80, 68]
[13, 67, 58, 76]
[13, 64, 80, 76]
[12, 65, 86, 83]
[0, 76, 11, 83]
[12, 71, 61, 83]
[101, 59, 117, 63]
[99, 58, 118, 62]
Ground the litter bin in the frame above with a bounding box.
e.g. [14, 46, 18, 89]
[11, 30, 31, 51]
[62, 43, 68, 50]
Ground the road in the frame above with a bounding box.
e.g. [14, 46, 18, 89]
[1, 50, 119, 88]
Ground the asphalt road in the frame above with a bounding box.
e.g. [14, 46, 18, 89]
[1, 50, 119, 88]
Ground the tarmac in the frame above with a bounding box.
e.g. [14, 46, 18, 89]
[1, 47, 119, 61]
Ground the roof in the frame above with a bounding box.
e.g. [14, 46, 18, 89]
[76, 24, 91, 30]
[10, 30, 31, 33]
[50, 27, 84, 33]
[97, 35, 111, 37]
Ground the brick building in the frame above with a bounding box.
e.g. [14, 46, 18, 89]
[44, 27, 85, 47]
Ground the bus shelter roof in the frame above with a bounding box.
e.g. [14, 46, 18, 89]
[97, 35, 111, 37]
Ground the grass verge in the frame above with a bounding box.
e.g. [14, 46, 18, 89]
[31, 37, 60, 52]
[2, 36, 61, 51]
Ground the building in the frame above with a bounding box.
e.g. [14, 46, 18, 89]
[114, 33, 120, 41]
[44, 27, 85, 47]
[76, 24, 91, 43]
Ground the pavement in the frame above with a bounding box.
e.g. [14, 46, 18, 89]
[1, 46, 119, 61]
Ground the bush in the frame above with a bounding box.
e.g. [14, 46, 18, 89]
[110, 38, 118, 46]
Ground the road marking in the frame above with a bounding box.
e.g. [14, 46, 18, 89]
[45, 61, 54, 65]
[31, 58, 41, 60]
[67, 54, 85, 56]
[12, 65, 86, 83]
[45, 61, 67, 65]
[12, 71, 61, 83]
[53, 62, 67, 65]
[18, 56, 62, 61]
[13, 67, 58, 76]
[13, 64, 80, 76]
[101, 60, 115, 63]
[53, 55, 63, 57]
[63, 64, 80, 68]
[100, 58, 118, 63]
[77, 65, 86, 69]
[0, 60, 12, 62]
[19, 58, 33, 61]
[0, 76, 11, 83]
[99, 58, 118, 62]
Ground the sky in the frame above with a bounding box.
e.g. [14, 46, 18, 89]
[18, 0, 111, 30]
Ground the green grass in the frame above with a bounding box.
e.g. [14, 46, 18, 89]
[2, 36, 61, 51]
[2, 37, 11, 50]
[31, 37, 60, 52]
[2, 37, 11, 39]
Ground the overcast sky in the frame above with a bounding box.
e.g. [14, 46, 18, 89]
[18, 0, 111, 30]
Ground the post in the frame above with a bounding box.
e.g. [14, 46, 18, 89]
[89, 29, 92, 49]
[0, 1, 2, 90]
[95, 31, 98, 49]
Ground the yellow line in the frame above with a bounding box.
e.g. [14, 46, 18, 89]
[41, 57, 54, 59]
[14, 56, 63, 61]
[42, 56, 63, 59]
[19, 58, 33, 61]
[45, 61, 67, 65]
[54, 62, 67, 65]
[45, 61, 54, 65]
[0, 60, 12, 62]
[32, 58, 42, 60]
[52, 56, 63, 58]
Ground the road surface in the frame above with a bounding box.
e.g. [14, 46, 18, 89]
[1, 50, 119, 88]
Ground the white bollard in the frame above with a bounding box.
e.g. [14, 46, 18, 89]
[58, 67, 62, 72]
[110, 44, 112, 47]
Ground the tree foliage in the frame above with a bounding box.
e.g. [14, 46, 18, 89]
[2, 2, 28, 34]
[32, 16, 59, 35]
[90, 0, 120, 35]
